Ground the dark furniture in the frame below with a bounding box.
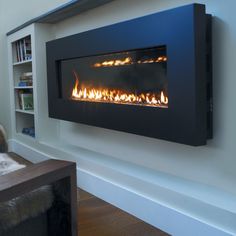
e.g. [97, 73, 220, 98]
[0, 158, 78, 236]
[0, 124, 77, 235]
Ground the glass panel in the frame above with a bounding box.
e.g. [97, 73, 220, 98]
[61, 46, 168, 108]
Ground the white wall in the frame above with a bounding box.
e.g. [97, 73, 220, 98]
[1, 0, 236, 235]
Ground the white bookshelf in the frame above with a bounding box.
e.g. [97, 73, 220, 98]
[8, 26, 36, 139]
[7, 23, 58, 144]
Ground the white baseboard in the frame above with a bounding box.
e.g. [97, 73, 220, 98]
[8, 139, 50, 163]
[77, 168, 232, 236]
[8, 139, 233, 236]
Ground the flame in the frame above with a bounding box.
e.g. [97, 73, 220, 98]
[71, 72, 168, 108]
[94, 57, 132, 67]
[93, 56, 167, 68]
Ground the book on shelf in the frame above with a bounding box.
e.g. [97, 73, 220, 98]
[20, 72, 32, 79]
[17, 90, 33, 110]
[20, 40, 24, 61]
[24, 38, 32, 60]
[18, 81, 32, 87]
[21, 93, 33, 110]
[16, 41, 20, 62]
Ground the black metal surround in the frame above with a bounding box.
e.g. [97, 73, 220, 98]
[46, 3, 212, 146]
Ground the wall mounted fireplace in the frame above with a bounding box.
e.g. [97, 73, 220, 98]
[46, 3, 212, 146]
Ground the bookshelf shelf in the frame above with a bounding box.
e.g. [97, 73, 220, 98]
[17, 132, 35, 140]
[13, 59, 32, 66]
[14, 86, 33, 89]
[15, 109, 34, 115]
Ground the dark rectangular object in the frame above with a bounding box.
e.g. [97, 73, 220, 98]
[46, 3, 212, 146]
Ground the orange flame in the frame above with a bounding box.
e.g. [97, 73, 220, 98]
[71, 72, 168, 108]
[93, 56, 167, 68]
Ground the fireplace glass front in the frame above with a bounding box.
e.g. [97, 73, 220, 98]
[60, 46, 168, 108]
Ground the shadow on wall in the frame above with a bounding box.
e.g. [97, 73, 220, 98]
[211, 16, 230, 148]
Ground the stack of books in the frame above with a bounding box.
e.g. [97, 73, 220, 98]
[22, 127, 35, 137]
[15, 37, 31, 62]
[18, 72, 33, 87]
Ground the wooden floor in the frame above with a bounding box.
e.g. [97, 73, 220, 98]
[78, 189, 169, 236]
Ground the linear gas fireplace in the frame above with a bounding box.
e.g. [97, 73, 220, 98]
[46, 3, 212, 146]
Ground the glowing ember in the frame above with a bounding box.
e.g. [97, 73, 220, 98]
[93, 56, 167, 68]
[71, 71, 168, 107]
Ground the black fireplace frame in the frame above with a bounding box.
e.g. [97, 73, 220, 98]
[46, 3, 212, 146]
